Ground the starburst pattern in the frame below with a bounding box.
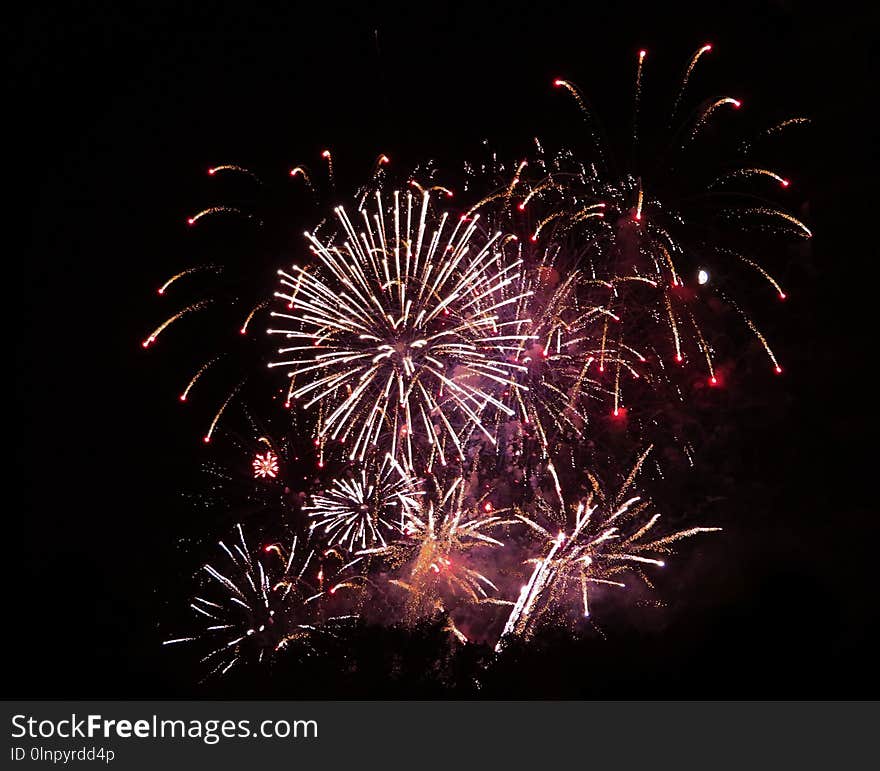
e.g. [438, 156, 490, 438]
[305, 453, 423, 552]
[163, 524, 357, 678]
[252, 450, 279, 479]
[268, 189, 534, 469]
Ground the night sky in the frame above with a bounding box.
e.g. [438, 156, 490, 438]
[12, 1, 877, 697]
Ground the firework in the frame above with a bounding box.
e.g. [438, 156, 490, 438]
[305, 453, 423, 552]
[359, 469, 515, 623]
[497, 447, 720, 648]
[462, 46, 809, 394]
[252, 449, 279, 479]
[163, 523, 356, 678]
[187, 404, 329, 528]
[268, 188, 534, 470]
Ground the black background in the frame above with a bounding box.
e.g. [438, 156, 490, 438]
[12, 0, 877, 697]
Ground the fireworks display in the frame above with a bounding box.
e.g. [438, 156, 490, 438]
[151, 46, 808, 680]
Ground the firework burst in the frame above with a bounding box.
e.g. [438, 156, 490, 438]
[268, 188, 534, 469]
[465, 46, 808, 400]
[305, 453, 423, 552]
[163, 523, 357, 679]
[359, 469, 515, 624]
[498, 447, 720, 647]
[252, 448, 279, 479]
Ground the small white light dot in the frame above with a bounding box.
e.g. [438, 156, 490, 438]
[697, 269, 709, 285]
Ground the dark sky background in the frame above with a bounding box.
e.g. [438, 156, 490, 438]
[11, 0, 877, 697]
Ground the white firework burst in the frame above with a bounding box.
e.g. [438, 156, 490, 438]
[304, 453, 423, 552]
[163, 524, 357, 678]
[268, 188, 534, 469]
